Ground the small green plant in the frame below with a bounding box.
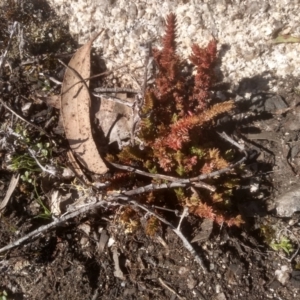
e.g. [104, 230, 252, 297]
[8, 123, 51, 174]
[35, 142, 51, 158]
[15, 123, 30, 143]
[8, 153, 39, 172]
[8, 124, 53, 218]
[107, 13, 243, 226]
[270, 236, 294, 255]
[0, 290, 8, 300]
[33, 179, 51, 219]
[20, 170, 33, 183]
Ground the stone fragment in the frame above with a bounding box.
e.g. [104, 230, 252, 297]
[275, 185, 300, 217]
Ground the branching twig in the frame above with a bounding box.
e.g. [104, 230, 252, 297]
[0, 199, 109, 255]
[0, 191, 207, 273]
[193, 155, 246, 181]
[110, 132, 247, 189]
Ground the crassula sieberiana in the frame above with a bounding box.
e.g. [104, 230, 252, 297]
[106, 13, 243, 229]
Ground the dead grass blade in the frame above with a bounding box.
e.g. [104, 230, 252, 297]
[0, 173, 20, 215]
[60, 32, 108, 174]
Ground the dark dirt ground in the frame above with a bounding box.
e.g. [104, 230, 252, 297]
[1, 1, 300, 299]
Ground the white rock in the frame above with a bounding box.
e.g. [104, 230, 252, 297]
[275, 265, 290, 285]
[46, 0, 300, 91]
[275, 185, 300, 217]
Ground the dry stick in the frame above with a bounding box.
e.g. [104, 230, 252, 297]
[109, 133, 247, 191]
[0, 199, 108, 255]
[109, 161, 216, 192]
[194, 155, 246, 181]
[130, 41, 153, 143]
[46, 76, 139, 92]
[120, 182, 187, 196]
[0, 181, 206, 255]
[110, 154, 246, 191]
[127, 198, 207, 272]
[217, 131, 245, 152]
[158, 277, 186, 300]
[177, 206, 189, 231]
[43, 59, 138, 97]
[0, 180, 183, 254]
[93, 87, 139, 94]
[0, 133, 246, 256]
[57, 59, 90, 95]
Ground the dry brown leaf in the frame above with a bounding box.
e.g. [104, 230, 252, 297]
[96, 93, 135, 148]
[61, 32, 108, 174]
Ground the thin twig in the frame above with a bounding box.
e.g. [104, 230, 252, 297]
[151, 205, 179, 215]
[93, 87, 139, 94]
[58, 59, 90, 95]
[109, 131, 247, 191]
[109, 161, 216, 192]
[217, 131, 245, 152]
[120, 182, 187, 196]
[177, 207, 188, 231]
[127, 41, 154, 144]
[109, 161, 185, 181]
[47, 75, 62, 85]
[28, 148, 58, 177]
[0, 199, 108, 255]
[158, 277, 186, 300]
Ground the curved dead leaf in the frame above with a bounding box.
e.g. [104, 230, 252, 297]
[61, 32, 108, 174]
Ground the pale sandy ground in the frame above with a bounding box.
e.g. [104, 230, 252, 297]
[47, 0, 300, 94]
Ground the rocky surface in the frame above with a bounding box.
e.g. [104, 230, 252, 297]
[47, 0, 300, 93]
